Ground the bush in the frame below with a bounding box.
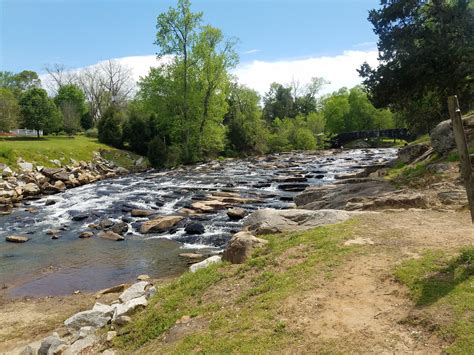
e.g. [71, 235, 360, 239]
[85, 128, 98, 138]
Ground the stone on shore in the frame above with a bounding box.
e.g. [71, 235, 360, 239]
[189, 255, 222, 273]
[64, 310, 111, 331]
[244, 208, 356, 235]
[119, 281, 149, 303]
[140, 215, 184, 234]
[112, 296, 148, 321]
[222, 231, 268, 264]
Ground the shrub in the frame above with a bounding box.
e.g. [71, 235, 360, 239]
[85, 128, 98, 138]
[147, 136, 167, 168]
[98, 106, 124, 148]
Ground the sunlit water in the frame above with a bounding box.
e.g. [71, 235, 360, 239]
[0, 149, 396, 297]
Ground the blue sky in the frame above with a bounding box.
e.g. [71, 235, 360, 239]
[0, 0, 381, 94]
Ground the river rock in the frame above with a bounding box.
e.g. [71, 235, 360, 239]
[184, 222, 205, 235]
[98, 231, 125, 241]
[131, 209, 155, 217]
[119, 281, 149, 303]
[140, 215, 184, 234]
[92, 302, 115, 317]
[64, 309, 111, 331]
[277, 183, 309, 192]
[99, 218, 115, 229]
[189, 255, 222, 273]
[345, 191, 427, 210]
[137, 274, 150, 281]
[45, 199, 57, 206]
[179, 253, 203, 260]
[6, 235, 29, 243]
[244, 208, 356, 235]
[114, 315, 132, 326]
[227, 207, 247, 220]
[79, 231, 94, 239]
[113, 296, 148, 321]
[22, 183, 40, 196]
[53, 180, 66, 192]
[222, 231, 268, 264]
[72, 213, 89, 221]
[111, 221, 129, 235]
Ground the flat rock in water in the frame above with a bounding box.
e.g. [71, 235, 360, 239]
[6, 235, 29, 243]
[140, 215, 184, 234]
[131, 209, 155, 217]
[227, 207, 247, 220]
[72, 214, 89, 221]
[277, 183, 309, 192]
[98, 231, 125, 241]
[179, 253, 203, 259]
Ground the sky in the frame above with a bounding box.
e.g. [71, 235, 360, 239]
[0, 0, 381, 95]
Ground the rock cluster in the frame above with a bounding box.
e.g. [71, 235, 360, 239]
[16, 281, 156, 355]
[430, 114, 474, 155]
[0, 154, 131, 216]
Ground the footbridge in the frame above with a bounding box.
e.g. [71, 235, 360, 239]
[330, 128, 416, 148]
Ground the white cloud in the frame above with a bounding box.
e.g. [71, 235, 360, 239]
[234, 50, 378, 96]
[41, 49, 378, 97]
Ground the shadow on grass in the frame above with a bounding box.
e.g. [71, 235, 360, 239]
[415, 248, 473, 306]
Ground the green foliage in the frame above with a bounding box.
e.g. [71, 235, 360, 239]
[0, 70, 41, 96]
[97, 106, 124, 148]
[395, 248, 474, 353]
[147, 136, 168, 168]
[0, 88, 20, 131]
[54, 84, 89, 133]
[225, 84, 268, 155]
[360, 0, 474, 133]
[84, 128, 98, 138]
[322, 86, 394, 134]
[18, 87, 58, 137]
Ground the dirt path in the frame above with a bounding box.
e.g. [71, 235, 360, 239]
[281, 210, 472, 353]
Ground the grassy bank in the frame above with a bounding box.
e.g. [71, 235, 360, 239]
[395, 248, 474, 354]
[114, 221, 358, 353]
[0, 135, 145, 170]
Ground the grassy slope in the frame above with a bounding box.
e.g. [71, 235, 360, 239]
[114, 221, 358, 353]
[395, 248, 474, 354]
[0, 136, 144, 170]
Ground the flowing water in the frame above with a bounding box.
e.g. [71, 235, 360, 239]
[0, 149, 396, 297]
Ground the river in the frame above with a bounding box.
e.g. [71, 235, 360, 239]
[0, 148, 396, 298]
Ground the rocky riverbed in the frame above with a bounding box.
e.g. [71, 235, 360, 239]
[0, 148, 396, 297]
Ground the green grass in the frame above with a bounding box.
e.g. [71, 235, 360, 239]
[114, 220, 358, 353]
[0, 135, 144, 170]
[394, 248, 474, 354]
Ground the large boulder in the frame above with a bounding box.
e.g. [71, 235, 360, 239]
[244, 208, 356, 235]
[430, 115, 473, 155]
[397, 143, 430, 164]
[140, 215, 184, 234]
[222, 231, 268, 264]
[22, 183, 40, 197]
[6, 235, 29, 243]
[227, 207, 247, 220]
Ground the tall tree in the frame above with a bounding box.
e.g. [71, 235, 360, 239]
[359, 0, 474, 133]
[19, 88, 58, 137]
[0, 88, 20, 132]
[155, 0, 203, 160]
[263, 83, 294, 121]
[54, 84, 88, 132]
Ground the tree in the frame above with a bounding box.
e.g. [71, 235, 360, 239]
[359, 0, 474, 133]
[12, 70, 41, 91]
[97, 106, 124, 148]
[155, 0, 203, 161]
[54, 84, 89, 132]
[263, 83, 294, 122]
[45, 63, 77, 94]
[0, 88, 20, 132]
[19, 88, 57, 137]
[225, 83, 268, 154]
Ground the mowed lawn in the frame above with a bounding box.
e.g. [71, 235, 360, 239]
[0, 135, 141, 170]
